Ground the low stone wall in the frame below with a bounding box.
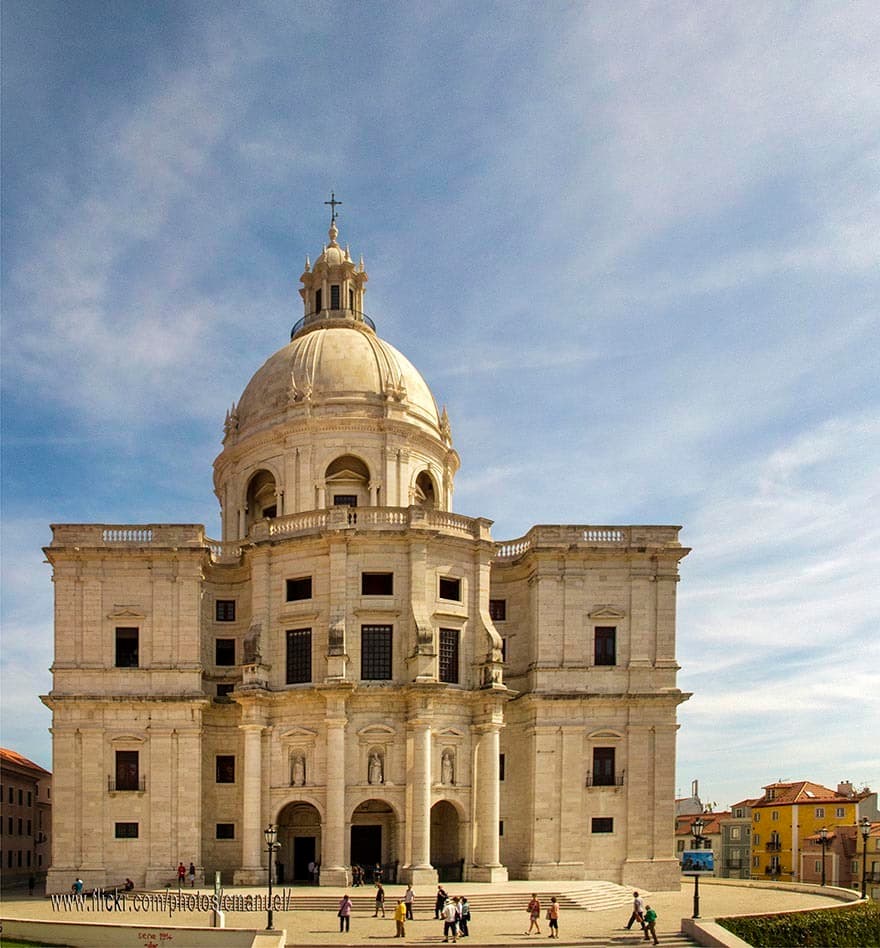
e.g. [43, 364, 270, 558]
[0, 917, 286, 948]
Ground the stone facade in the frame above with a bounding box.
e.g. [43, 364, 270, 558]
[42, 217, 690, 893]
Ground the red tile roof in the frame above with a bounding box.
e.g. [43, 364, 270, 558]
[0, 747, 51, 776]
[753, 780, 850, 807]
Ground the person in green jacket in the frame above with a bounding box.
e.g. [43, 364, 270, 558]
[643, 905, 659, 945]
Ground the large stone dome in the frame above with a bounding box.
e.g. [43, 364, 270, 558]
[235, 319, 441, 438]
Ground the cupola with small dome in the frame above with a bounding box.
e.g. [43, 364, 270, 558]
[213, 206, 460, 541]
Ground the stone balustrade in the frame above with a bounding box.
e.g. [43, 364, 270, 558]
[492, 524, 684, 561]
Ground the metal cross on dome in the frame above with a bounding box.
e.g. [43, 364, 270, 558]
[325, 192, 342, 224]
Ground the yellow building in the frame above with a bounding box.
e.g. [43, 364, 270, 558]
[750, 780, 863, 882]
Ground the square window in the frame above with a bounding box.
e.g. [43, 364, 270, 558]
[594, 626, 617, 666]
[439, 576, 461, 601]
[361, 624, 392, 679]
[215, 638, 236, 666]
[215, 600, 236, 622]
[591, 747, 616, 786]
[115, 751, 140, 791]
[489, 598, 506, 621]
[439, 628, 459, 683]
[216, 823, 235, 839]
[591, 817, 614, 833]
[286, 576, 313, 601]
[286, 628, 312, 684]
[362, 572, 393, 596]
[115, 822, 139, 839]
[115, 627, 139, 668]
[216, 755, 235, 784]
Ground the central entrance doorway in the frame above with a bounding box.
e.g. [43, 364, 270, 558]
[350, 825, 382, 867]
[350, 798, 397, 881]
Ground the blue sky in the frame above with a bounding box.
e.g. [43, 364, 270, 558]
[2, 1, 878, 810]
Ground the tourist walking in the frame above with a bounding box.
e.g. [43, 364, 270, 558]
[188, 861, 195, 887]
[394, 897, 407, 937]
[373, 880, 386, 917]
[643, 904, 659, 945]
[441, 896, 458, 942]
[458, 895, 470, 936]
[526, 893, 541, 934]
[338, 893, 352, 932]
[435, 884, 448, 918]
[547, 897, 559, 938]
[404, 883, 415, 919]
[625, 891, 646, 930]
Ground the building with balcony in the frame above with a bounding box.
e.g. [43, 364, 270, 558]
[718, 799, 757, 879]
[42, 214, 691, 893]
[0, 748, 52, 887]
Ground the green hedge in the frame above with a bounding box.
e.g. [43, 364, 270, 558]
[717, 901, 880, 947]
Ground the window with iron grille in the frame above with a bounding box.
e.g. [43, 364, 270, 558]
[286, 576, 312, 601]
[592, 747, 616, 786]
[439, 628, 459, 683]
[115, 751, 139, 791]
[115, 822, 139, 839]
[286, 628, 312, 684]
[215, 599, 236, 622]
[594, 626, 617, 666]
[489, 599, 506, 621]
[361, 625, 392, 680]
[330, 284, 341, 309]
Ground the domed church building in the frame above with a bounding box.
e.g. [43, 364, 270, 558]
[43, 211, 690, 893]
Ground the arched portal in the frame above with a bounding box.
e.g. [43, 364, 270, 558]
[276, 801, 321, 884]
[414, 470, 437, 508]
[350, 799, 398, 879]
[325, 455, 370, 508]
[246, 469, 278, 532]
[430, 800, 462, 880]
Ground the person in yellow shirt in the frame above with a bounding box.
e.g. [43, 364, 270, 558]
[394, 897, 407, 938]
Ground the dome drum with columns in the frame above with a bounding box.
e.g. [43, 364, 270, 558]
[42, 206, 689, 894]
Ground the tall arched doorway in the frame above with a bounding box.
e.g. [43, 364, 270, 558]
[431, 800, 462, 881]
[350, 799, 398, 879]
[277, 801, 321, 884]
[246, 469, 278, 532]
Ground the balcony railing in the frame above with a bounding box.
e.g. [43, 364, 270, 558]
[108, 776, 146, 792]
[586, 770, 625, 788]
[290, 310, 376, 340]
[766, 841, 783, 851]
[493, 524, 684, 560]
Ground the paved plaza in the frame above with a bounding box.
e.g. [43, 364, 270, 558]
[1, 879, 856, 945]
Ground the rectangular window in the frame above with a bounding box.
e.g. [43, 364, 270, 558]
[349, 288, 354, 310]
[501, 637, 508, 662]
[286, 576, 313, 601]
[27, 791, 32, 807]
[215, 638, 236, 666]
[215, 599, 236, 622]
[731, 827, 741, 839]
[115, 751, 140, 791]
[499, 820, 504, 836]
[836, 807, 845, 818]
[115, 822, 139, 839]
[216, 823, 235, 839]
[754, 813, 761, 822]
[439, 628, 460, 683]
[591, 747, 616, 786]
[754, 833, 761, 845]
[217, 683, 234, 697]
[753, 855, 760, 868]
[333, 494, 358, 507]
[499, 753, 505, 781]
[815, 859, 821, 872]
[7, 817, 12, 834]
[594, 626, 617, 666]
[330, 284, 340, 309]
[18, 789, 23, 805]
[677, 840, 685, 852]
[489, 599, 506, 621]
[815, 807, 824, 818]
[115, 627, 139, 667]
[315, 288, 322, 311]
[439, 576, 461, 601]
[27, 820, 32, 836]
[361, 624, 392, 679]
[772, 811, 779, 821]
[216, 755, 235, 784]
[362, 572, 393, 596]
[286, 628, 312, 684]
[592, 817, 614, 833]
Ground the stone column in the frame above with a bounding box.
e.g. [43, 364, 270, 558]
[234, 723, 265, 884]
[471, 722, 507, 881]
[320, 692, 350, 886]
[402, 719, 436, 884]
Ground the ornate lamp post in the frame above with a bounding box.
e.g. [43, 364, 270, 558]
[860, 817, 871, 899]
[691, 816, 705, 919]
[818, 826, 829, 886]
[264, 824, 280, 930]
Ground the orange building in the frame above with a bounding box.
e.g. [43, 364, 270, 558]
[0, 748, 52, 888]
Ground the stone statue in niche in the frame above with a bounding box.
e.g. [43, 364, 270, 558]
[243, 622, 262, 663]
[368, 750, 384, 785]
[441, 749, 455, 786]
[291, 753, 306, 787]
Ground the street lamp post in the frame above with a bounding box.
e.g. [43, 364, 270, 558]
[264, 824, 280, 930]
[819, 827, 829, 887]
[859, 817, 871, 900]
[691, 816, 705, 919]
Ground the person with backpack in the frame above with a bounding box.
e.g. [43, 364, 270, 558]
[643, 904, 659, 945]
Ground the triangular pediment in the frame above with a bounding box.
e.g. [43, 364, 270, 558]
[108, 607, 146, 620]
[358, 724, 395, 737]
[279, 726, 318, 740]
[588, 605, 626, 620]
[436, 727, 465, 739]
[326, 469, 367, 483]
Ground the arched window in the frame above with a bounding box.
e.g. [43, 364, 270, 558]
[246, 470, 277, 532]
[414, 471, 437, 508]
